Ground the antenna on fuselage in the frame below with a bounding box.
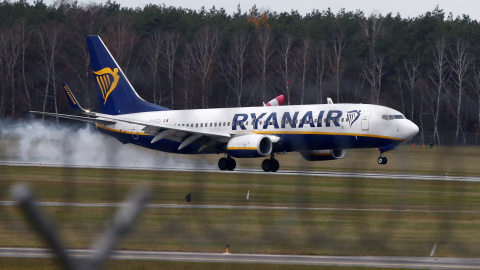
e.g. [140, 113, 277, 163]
[327, 97, 333, 104]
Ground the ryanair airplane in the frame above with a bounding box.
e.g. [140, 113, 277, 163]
[32, 36, 419, 172]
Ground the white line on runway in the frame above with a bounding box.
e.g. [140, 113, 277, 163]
[1, 247, 479, 269]
[1, 200, 479, 214]
[1, 160, 479, 182]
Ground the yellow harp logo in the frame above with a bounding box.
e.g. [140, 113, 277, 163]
[94, 67, 120, 104]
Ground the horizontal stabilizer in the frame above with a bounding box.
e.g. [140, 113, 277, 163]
[29, 111, 116, 125]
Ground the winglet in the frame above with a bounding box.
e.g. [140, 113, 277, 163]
[62, 82, 89, 114]
[265, 95, 285, 106]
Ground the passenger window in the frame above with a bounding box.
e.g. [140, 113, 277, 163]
[201, 123, 203, 127]
[227, 122, 230, 126]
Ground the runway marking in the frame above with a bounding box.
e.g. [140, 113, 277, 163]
[1, 160, 479, 182]
[1, 200, 479, 214]
[1, 248, 479, 269]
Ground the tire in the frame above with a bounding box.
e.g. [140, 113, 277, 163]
[218, 157, 228, 170]
[377, 157, 384, 164]
[262, 159, 271, 172]
[382, 157, 388, 164]
[226, 158, 236, 171]
[270, 159, 280, 172]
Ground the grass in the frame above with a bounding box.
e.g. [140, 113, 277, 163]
[1, 165, 480, 258]
[2, 143, 480, 269]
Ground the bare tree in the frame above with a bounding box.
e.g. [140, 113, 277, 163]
[449, 38, 472, 144]
[0, 25, 22, 117]
[404, 58, 419, 121]
[328, 34, 345, 102]
[472, 64, 480, 127]
[294, 36, 311, 104]
[38, 23, 62, 120]
[221, 30, 250, 107]
[105, 13, 138, 72]
[189, 25, 220, 108]
[361, 14, 385, 104]
[162, 31, 179, 109]
[254, 25, 274, 104]
[180, 45, 192, 109]
[64, 3, 105, 107]
[145, 30, 163, 105]
[394, 68, 405, 114]
[276, 34, 294, 105]
[427, 37, 449, 144]
[315, 41, 327, 104]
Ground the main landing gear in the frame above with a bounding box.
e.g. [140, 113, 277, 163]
[218, 156, 236, 171]
[217, 154, 280, 172]
[262, 154, 279, 172]
[377, 154, 388, 165]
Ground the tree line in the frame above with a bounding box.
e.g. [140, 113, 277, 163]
[1, 0, 480, 145]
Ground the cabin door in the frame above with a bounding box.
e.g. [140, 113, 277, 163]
[361, 111, 371, 131]
[131, 125, 139, 140]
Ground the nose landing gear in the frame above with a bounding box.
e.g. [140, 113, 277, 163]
[377, 155, 388, 165]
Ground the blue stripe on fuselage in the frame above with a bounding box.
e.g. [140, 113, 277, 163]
[97, 126, 401, 155]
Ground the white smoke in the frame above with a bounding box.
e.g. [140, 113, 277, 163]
[0, 119, 210, 170]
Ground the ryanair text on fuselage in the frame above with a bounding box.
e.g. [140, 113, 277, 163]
[232, 109, 361, 130]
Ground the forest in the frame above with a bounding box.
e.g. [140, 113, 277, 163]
[1, 0, 480, 145]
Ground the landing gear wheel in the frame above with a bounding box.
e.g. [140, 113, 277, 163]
[262, 159, 271, 172]
[377, 157, 383, 165]
[377, 157, 388, 165]
[226, 158, 236, 171]
[218, 158, 228, 170]
[270, 159, 280, 172]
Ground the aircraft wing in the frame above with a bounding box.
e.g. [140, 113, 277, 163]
[97, 114, 231, 138]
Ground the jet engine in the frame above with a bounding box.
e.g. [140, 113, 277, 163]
[227, 134, 272, 158]
[300, 149, 346, 161]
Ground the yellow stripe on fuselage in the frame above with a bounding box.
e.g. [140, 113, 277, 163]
[227, 147, 257, 150]
[95, 124, 404, 142]
[95, 124, 149, 136]
[251, 130, 405, 141]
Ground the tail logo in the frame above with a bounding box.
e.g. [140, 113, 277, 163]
[347, 110, 361, 127]
[94, 67, 120, 104]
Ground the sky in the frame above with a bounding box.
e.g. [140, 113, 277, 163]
[43, 0, 480, 20]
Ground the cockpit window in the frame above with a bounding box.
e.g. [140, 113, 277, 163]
[382, 114, 406, 120]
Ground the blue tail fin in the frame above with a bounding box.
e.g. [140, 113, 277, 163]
[86, 35, 169, 115]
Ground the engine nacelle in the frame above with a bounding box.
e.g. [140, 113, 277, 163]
[227, 134, 272, 158]
[300, 149, 346, 161]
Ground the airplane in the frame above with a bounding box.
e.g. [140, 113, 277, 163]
[31, 35, 419, 172]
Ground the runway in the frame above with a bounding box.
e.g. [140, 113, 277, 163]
[2, 160, 480, 269]
[1, 160, 478, 182]
[1, 247, 479, 269]
[2, 200, 480, 214]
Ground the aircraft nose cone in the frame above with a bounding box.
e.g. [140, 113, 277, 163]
[405, 120, 419, 139]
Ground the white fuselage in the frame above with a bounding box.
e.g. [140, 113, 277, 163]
[95, 103, 418, 155]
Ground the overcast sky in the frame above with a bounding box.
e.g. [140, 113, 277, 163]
[45, 0, 480, 20]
